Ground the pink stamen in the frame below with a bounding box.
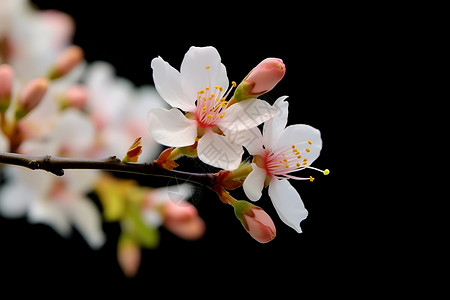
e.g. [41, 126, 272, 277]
[263, 141, 315, 180]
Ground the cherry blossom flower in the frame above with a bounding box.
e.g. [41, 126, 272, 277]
[0, 110, 105, 249]
[242, 96, 328, 233]
[83, 61, 165, 161]
[0, 166, 105, 249]
[1, 3, 75, 80]
[148, 46, 276, 170]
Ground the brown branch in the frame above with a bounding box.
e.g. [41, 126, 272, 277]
[0, 152, 217, 187]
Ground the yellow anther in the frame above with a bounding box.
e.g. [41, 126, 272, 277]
[206, 114, 212, 118]
[310, 176, 315, 182]
[210, 93, 215, 98]
[296, 163, 301, 167]
[303, 158, 307, 162]
[219, 113, 225, 118]
[214, 85, 219, 89]
[303, 162, 308, 165]
[205, 66, 211, 69]
[297, 155, 302, 159]
[205, 86, 210, 90]
[219, 87, 223, 92]
[323, 169, 330, 175]
[283, 158, 287, 162]
[292, 144, 296, 148]
[232, 81, 237, 87]
[285, 165, 289, 168]
[308, 140, 312, 145]
[305, 148, 311, 153]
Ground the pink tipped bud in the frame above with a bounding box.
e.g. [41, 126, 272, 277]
[117, 235, 141, 278]
[233, 58, 285, 101]
[17, 77, 49, 119]
[48, 45, 84, 80]
[243, 208, 276, 243]
[62, 85, 88, 109]
[234, 200, 276, 243]
[246, 58, 285, 94]
[162, 201, 206, 240]
[0, 64, 13, 113]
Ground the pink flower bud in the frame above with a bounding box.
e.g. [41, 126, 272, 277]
[63, 85, 88, 109]
[246, 58, 285, 95]
[48, 45, 84, 80]
[162, 201, 206, 240]
[0, 64, 13, 113]
[234, 200, 276, 243]
[17, 77, 49, 118]
[233, 58, 285, 101]
[243, 207, 276, 243]
[117, 236, 141, 278]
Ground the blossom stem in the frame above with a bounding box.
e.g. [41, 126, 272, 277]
[212, 185, 238, 206]
[0, 152, 216, 187]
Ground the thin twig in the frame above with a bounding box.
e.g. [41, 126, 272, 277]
[0, 152, 216, 187]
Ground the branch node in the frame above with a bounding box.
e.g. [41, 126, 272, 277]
[28, 160, 40, 170]
[42, 155, 64, 176]
[107, 156, 121, 163]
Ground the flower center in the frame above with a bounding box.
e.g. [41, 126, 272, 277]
[194, 66, 236, 128]
[260, 140, 329, 182]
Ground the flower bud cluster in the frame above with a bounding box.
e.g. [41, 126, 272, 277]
[96, 175, 205, 277]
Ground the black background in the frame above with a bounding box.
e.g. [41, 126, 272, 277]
[0, 0, 395, 294]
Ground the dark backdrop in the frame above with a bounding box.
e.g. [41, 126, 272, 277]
[0, 0, 382, 293]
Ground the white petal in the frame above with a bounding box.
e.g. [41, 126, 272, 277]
[150, 183, 194, 206]
[63, 169, 100, 194]
[180, 46, 228, 101]
[0, 181, 31, 218]
[151, 56, 195, 112]
[142, 209, 163, 227]
[67, 197, 106, 250]
[243, 163, 267, 201]
[28, 198, 72, 238]
[197, 130, 244, 170]
[148, 107, 197, 147]
[9, 168, 53, 197]
[276, 124, 322, 165]
[237, 127, 265, 156]
[268, 179, 308, 233]
[220, 98, 277, 133]
[263, 96, 289, 148]
[51, 109, 95, 156]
